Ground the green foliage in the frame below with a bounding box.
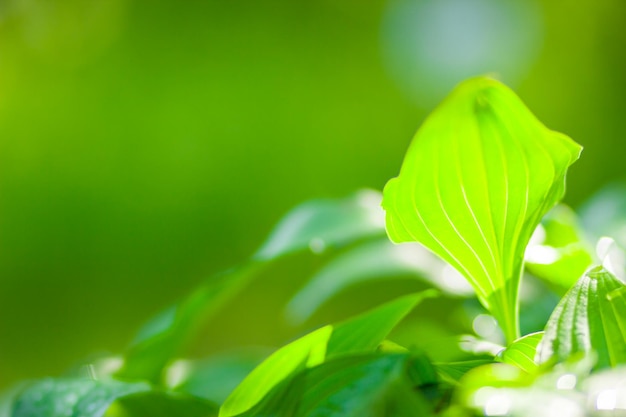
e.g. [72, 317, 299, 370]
[524, 204, 594, 293]
[497, 332, 543, 373]
[220, 291, 435, 417]
[11, 378, 149, 417]
[537, 266, 626, 369]
[235, 353, 436, 417]
[382, 77, 581, 343]
[8, 77, 626, 417]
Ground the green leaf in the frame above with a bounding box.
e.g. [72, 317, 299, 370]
[11, 378, 149, 417]
[537, 266, 626, 369]
[220, 291, 435, 417]
[105, 391, 218, 417]
[119, 191, 387, 384]
[168, 349, 269, 405]
[219, 326, 333, 417]
[326, 291, 438, 359]
[525, 204, 593, 293]
[382, 76, 582, 343]
[497, 332, 544, 373]
[433, 360, 494, 384]
[117, 264, 260, 383]
[580, 182, 626, 249]
[238, 353, 435, 417]
[255, 189, 385, 260]
[286, 239, 468, 324]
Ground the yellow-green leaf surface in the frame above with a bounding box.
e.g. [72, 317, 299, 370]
[382, 77, 582, 343]
[497, 332, 544, 373]
[525, 204, 593, 294]
[219, 292, 434, 417]
[536, 266, 626, 369]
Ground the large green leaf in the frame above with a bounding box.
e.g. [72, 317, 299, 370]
[11, 378, 149, 417]
[537, 266, 626, 369]
[219, 291, 435, 417]
[382, 77, 582, 343]
[237, 353, 435, 417]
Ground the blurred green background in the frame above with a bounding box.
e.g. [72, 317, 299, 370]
[1, 0, 625, 388]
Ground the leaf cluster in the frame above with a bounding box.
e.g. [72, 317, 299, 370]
[4, 77, 626, 416]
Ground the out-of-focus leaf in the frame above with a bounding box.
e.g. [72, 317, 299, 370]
[326, 291, 438, 359]
[11, 378, 149, 417]
[220, 291, 435, 417]
[460, 357, 596, 417]
[119, 191, 388, 384]
[580, 183, 626, 249]
[582, 365, 626, 412]
[434, 360, 494, 384]
[167, 349, 270, 405]
[104, 391, 217, 417]
[287, 239, 470, 324]
[497, 332, 544, 373]
[525, 205, 593, 293]
[382, 76, 581, 344]
[255, 189, 385, 260]
[0, 384, 25, 417]
[219, 326, 333, 417]
[117, 264, 260, 383]
[238, 353, 435, 417]
[537, 266, 626, 369]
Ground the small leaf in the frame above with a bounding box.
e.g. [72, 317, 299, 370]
[119, 191, 387, 383]
[382, 77, 582, 343]
[220, 292, 435, 417]
[497, 332, 544, 373]
[286, 239, 466, 324]
[238, 353, 435, 417]
[105, 391, 217, 417]
[326, 291, 438, 359]
[219, 326, 333, 417]
[168, 349, 269, 405]
[537, 266, 626, 369]
[11, 378, 149, 417]
[255, 189, 385, 260]
[434, 360, 494, 384]
[117, 264, 260, 383]
[525, 205, 593, 293]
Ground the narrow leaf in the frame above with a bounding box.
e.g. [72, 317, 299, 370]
[220, 291, 435, 417]
[537, 266, 626, 369]
[497, 332, 544, 373]
[219, 326, 333, 417]
[238, 353, 435, 417]
[383, 76, 581, 343]
[326, 290, 438, 359]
